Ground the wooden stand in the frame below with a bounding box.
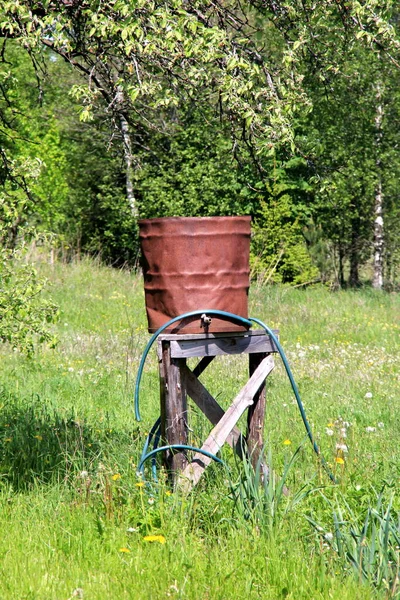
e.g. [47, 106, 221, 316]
[157, 329, 278, 492]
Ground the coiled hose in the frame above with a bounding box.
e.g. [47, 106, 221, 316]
[135, 310, 336, 484]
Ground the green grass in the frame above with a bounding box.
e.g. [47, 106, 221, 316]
[0, 258, 399, 599]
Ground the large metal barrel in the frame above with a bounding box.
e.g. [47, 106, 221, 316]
[139, 216, 251, 333]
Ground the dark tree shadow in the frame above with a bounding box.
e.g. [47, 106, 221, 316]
[0, 387, 136, 490]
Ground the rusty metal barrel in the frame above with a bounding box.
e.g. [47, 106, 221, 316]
[139, 216, 251, 334]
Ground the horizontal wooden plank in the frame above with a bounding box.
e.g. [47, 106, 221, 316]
[159, 329, 276, 341]
[170, 332, 278, 358]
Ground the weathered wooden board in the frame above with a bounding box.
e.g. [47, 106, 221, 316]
[247, 352, 270, 469]
[178, 354, 274, 492]
[159, 342, 188, 476]
[182, 365, 244, 457]
[192, 355, 215, 377]
[159, 329, 270, 341]
[170, 334, 277, 359]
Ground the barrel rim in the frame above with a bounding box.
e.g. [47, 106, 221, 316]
[138, 215, 252, 226]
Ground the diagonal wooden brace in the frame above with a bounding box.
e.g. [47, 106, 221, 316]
[182, 364, 245, 458]
[178, 355, 274, 492]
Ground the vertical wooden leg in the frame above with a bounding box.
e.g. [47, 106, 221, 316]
[246, 352, 268, 470]
[159, 341, 188, 484]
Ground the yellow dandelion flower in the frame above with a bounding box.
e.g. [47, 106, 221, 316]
[143, 535, 166, 544]
[283, 439, 292, 445]
[327, 423, 335, 427]
[165, 490, 172, 497]
[335, 457, 345, 465]
[119, 547, 130, 553]
[112, 473, 121, 481]
[34, 435, 43, 441]
[135, 482, 145, 488]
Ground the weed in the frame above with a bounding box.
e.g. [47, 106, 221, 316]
[308, 489, 400, 597]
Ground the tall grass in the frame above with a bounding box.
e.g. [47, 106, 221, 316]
[308, 489, 400, 597]
[0, 258, 398, 598]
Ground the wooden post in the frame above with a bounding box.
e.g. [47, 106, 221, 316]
[247, 352, 269, 470]
[159, 341, 188, 480]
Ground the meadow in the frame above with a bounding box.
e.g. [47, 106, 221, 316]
[0, 258, 398, 599]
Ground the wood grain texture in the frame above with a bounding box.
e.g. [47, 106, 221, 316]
[158, 329, 278, 341]
[182, 365, 244, 457]
[192, 355, 215, 378]
[170, 334, 277, 358]
[178, 355, 274, 492]
[247, 353, 271, 469]
[159, 341, 188, 478]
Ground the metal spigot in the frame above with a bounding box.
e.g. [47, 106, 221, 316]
[200, 313, 212, 329]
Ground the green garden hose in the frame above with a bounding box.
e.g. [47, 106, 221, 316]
[135, 310, 337, 484]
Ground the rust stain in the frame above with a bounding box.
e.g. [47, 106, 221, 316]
[139, 216, 251, 333]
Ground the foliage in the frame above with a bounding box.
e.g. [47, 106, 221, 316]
[0, 47, 59, 354]
[135, 106, 257, 219]
[1, 2, 400, 285]
[308, 489, 400, 597]
[0, 0, 303, 152]
[60, 113, 139, 266]
[250, 157, 318, 284]
[3, 0, 400, 152]
[303, 42, 400, 286]
[229, 445, 312, 534]
[0, 242, 58, 355]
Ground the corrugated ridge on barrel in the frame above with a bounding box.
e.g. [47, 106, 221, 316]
[139, 216, 251, 334]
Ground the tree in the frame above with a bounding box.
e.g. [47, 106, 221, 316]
[5, 1, 398, 161]
[1, 0, 400, 285]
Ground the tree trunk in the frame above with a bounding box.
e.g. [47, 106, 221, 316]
[372, 179, 384, 289]
[349, 220, 360, 287]
[372, 80, 384, 289]
[338, 241, 345, 288]
[119, 112, 138, 218]
[114, 81, 138, 219]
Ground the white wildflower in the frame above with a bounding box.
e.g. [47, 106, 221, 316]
[365, 426, 376, 433]
[365, 392, 373, 399]
[325, 428, 334, 436]
[324, 532, 334, 542]
[336, 443, 348, 453]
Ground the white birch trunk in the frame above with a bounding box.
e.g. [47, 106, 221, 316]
[114, 81, 138, 218]
[373, 179, 384, 289]
[373, 81, 384, 290]
[119, 112, 138, 218]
